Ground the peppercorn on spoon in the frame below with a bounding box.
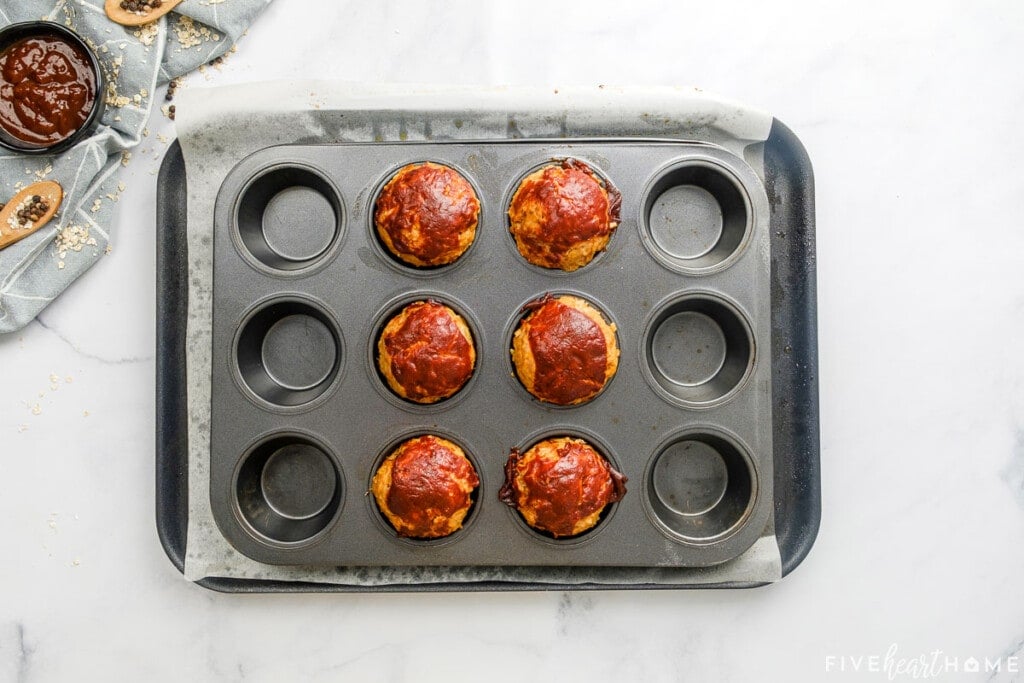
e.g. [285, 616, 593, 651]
[0, 181, 63, 251]
[105, 0, 185, 27]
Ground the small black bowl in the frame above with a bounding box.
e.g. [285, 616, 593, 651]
[0, 21, 106, 155]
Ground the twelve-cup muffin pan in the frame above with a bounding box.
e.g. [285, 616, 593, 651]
[206, 139, 777, 568]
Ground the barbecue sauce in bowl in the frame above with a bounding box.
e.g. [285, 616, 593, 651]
[0, 29, 99, 151]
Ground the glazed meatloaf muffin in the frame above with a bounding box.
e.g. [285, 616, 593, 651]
[507, 159, 620, 271]
[374, 162, 480, 267]
[511, 294, 619, 406]
[372, 435, 480, 539]
[499, 437, 627, 538]
[378, 300, 476, 403]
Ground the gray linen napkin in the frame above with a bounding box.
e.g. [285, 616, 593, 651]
[0, 0, 271, 333]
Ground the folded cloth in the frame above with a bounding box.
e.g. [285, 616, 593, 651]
[0, 0, 272, 333]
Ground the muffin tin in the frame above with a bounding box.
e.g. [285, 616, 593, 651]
[157, 114, 821, 590]
[206, 139, 774, 568]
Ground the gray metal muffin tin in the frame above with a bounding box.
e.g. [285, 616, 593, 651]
[209, 139, 773, 568]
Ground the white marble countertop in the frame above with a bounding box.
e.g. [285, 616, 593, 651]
[3, 1, 1023, 680]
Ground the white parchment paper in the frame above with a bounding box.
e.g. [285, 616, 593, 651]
[176, 82, 782, 586]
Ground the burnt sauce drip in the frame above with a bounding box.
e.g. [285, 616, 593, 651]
[498, 448, 522, 506]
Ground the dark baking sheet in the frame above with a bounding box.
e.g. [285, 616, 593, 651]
[155, 119, 819, 591]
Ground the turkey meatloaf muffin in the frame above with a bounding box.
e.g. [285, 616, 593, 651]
[507, 159, 620, 271]
[374, 162, 479, 267]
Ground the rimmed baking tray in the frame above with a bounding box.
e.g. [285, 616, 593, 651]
[155, 119, 819, 591]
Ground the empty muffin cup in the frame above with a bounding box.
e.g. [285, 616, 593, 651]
[642, 293, 754, 408]
[640, 160, 751, 274]
[234, 165, 343, 272]
[234, 434, 343, 545]
[235, 297, 343, 409]
[645, 430, 755, 544]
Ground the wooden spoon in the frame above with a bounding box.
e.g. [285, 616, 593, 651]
[0, 181, 64, 251]
[105, 0, 185, 27]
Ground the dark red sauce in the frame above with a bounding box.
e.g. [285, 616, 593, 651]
[0, 34, 96, 147]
